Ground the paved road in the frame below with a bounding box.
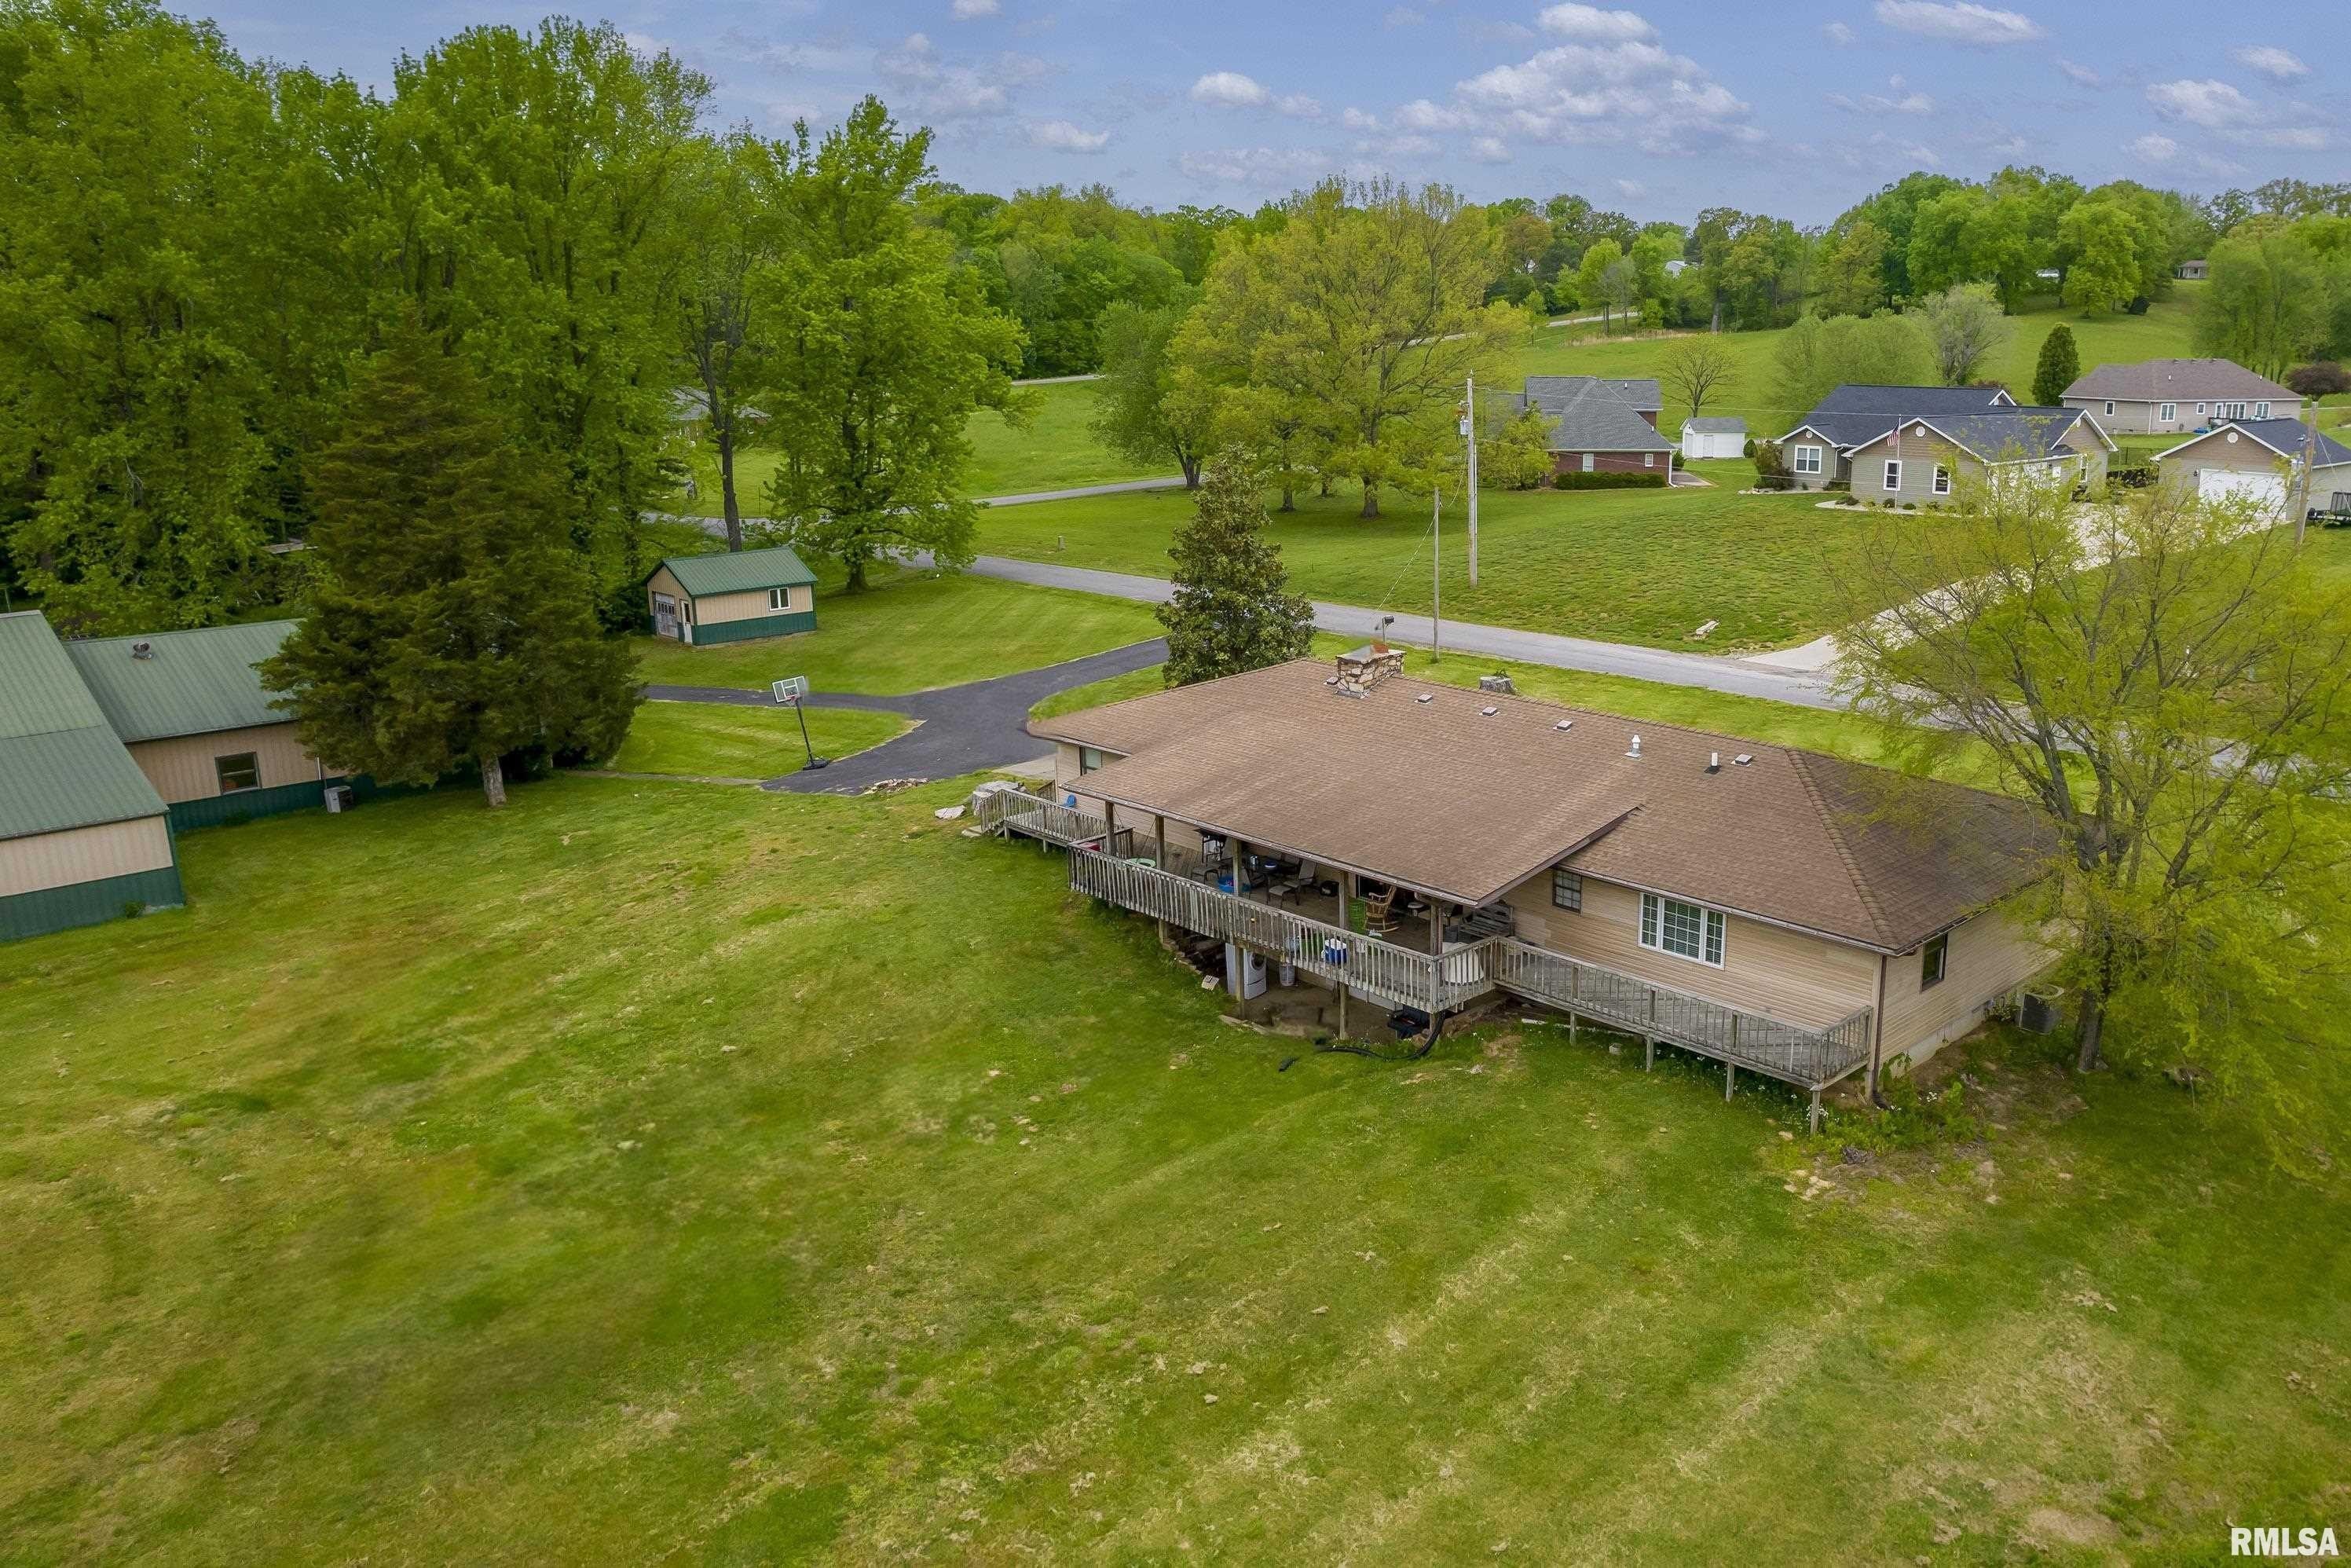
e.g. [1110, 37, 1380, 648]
[643, 476, 1188, 542]
[928, 555, 1844, 709]
[643, 636, 1169, 795]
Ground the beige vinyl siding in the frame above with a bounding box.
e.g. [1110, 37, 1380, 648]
[693, 584, 804, 627]
[2058, 422, 2110, 488]
[1843, 430, 1976, 505]
[2069, 394, 2300, 436]
[646, 566, 688, 603]
[126, 723, 322, 805]
[2157, 428, 2299, 498]
[1877, 903, 2053, 1069]
[1500, 872, 1879, 1031]
[0, 816, 175, 898]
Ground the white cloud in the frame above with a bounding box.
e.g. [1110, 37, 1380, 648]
[1191, 71, 1271, 108]
[2261, 126, 2328, 151]
[1468, 134, 1513, 163]
[2127, 131, 2177, 163]
[1177, 146, 1334, 185]
[1469, 18, 1536, 43]
[1385, 5, 1426, 26]
[1028, 119, 1108, 152]
[1873, 1, 2043, 46]
[2232, 45, 2308, 82]
[1341, 106, 1381, 130]
[1277, 93, 1324, 119]
[950, 0, 1000, 16]
[1441, 30, 1757, 154]
[1828, 76, 1934, 114]
[2056, 59, 2100, 89]
[1356, 133, 1440, 158]
[1823, 20, 1857, 44]
[1613, 177, 1645, 198]
[2195, 152, 2249, 178]
[2145, 77, 2254, 129]
[876, 33, 1048, 119]
[1536, 4, 1657, 42]
[1396, 97, 1474, 132]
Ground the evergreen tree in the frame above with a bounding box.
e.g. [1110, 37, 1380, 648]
[262, 321, 639, 808]
[1156, 457, 1313, 687]
[2031, 324, 2082, 407]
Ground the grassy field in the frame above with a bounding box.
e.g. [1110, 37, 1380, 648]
[2, 775, 2343, 1561]
[979, 464, 1909, 651]
[668, 381, 1150, 518]
[606, 701, 911, 779]
[631, 568, 1162, 694]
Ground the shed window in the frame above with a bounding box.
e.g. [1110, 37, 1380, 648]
[1932, 466, 1951, 495]
[1551, 867, 1583, 912]
[1793, 445, 1823, 475]
[1883, 460, 1902, 492]
[1640, 892, 1724, 967]
[215, 753, 261, 794]
[1921, 932, 1949, 990]
[2158, 402, 2175, 423]
[767, 587, 791, 611]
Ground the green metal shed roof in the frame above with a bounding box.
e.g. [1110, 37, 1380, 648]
[651, 545, 817, 597]
[64, 620, 297, 742]
[0, 613, 168, 841]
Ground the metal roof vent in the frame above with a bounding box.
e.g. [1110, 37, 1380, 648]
[1706, 751, 1720, 774]
[1416, 692, 1433, 703]
[130, 640, 154, 661]
[1554, 719, 1573, 731]
[1733, 753, 1754, 766]
[1626, 735, 1642, 758]
[1481, 705, 1499, 716]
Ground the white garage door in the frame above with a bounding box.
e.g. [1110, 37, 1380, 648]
[2199, 468, 2286, 511]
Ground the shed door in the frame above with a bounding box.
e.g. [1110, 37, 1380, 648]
[2199, 469, 2285, 512]
[651, 592, 681, 639]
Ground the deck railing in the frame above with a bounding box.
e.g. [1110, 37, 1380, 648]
[1489, 940, 1872, 1089]
[975, 785, 1117, 850]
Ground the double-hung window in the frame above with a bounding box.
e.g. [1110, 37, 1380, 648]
[214, 753, 261, 794]
[1792, 445, 1823, 476]
[2254, 401, 2270, 419]
[1580, 452, 1595, 473]
[1642, 452, 1655, 467]
[1932, 466, 1951, 496]
[767, 587, 791, 611]
[2158, 402, 2176, 423]
[1551, 867, 1583, 911]
[1640, 892, 1725, 967]
[2103, 401, 2115, 416]
[1883, 460, 1902, 492]
[1921, 932, 1949, 989]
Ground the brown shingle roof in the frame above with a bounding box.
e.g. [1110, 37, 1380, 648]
[2064, 358, 2295, 404]
[1031, 660, 2049, 952]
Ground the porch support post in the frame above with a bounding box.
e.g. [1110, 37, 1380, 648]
[1335, 868, 1353, 1039]
[1808, 1089, 1823, 1135]
[1154, 813, 1166, 866]
[1428, 900, 1445, 955]
[1233, 837, 1248, 897]
[1724, 1061, 1735, 1101]
[1644, 1037, 1653, 1071]
[1103, 798, 1116, 854]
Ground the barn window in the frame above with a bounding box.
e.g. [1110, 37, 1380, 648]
[214, 753, 261, 794]
[767, 588, 791, 611]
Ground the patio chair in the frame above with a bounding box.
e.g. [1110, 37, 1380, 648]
[1364, 885, 1400, 937]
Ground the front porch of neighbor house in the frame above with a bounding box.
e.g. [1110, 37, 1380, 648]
[975, 785, 1876, 1124]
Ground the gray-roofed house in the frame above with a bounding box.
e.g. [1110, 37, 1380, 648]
[2154, 418, 2351, 515]
[1777, 384, 2113, 499]
[990, 647, 2056, 1122]
[646, 545, 818, 647]
[1513, 376, 1676, 482]
[2061, 357, 2298, 436]
[1680, 416, 1746, 461]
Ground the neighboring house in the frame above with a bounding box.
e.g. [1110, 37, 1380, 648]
[2175, 258, 2207, 280]
[998, 649, 2054, 1123]
[2155, 419, 2351, 515]
[1514, 376, 1677, 480]
[646, 546, 818, 647]
[2061, 357, 2298, 436]
[2, 614, 360, 943]
[1777, 385, 2112, 499]
[1680, 416, 1746, 461]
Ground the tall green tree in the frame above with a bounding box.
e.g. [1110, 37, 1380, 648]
[1774, 312, 1932, 412]
[2058, 200, 2148, 314]
[673, 131, 788, 551]
[756, 97, 1026, 589]
[1089, 297, 1210, 489]
[2031, 324, 2082, 406]
[1157, 456, 1313, 687]
[262, 321, 639, 809]
[1819, 218, 1892, 317]
[1907, 283, 2011, 386]
[2195, 224, 2333, 380]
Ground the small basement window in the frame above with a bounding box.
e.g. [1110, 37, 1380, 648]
[1921, 932, 1949, 990]
[767, 587, 791, 611]
[1551, 867, 1582, 911]
[215, 753, 261, 794]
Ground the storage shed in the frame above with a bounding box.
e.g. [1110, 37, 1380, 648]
[1681, 416, 1746, 461]
[646, 546, 818, 647]
[0, 612, 183, 942]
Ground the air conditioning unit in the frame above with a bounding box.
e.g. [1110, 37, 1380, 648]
[2019, 984, 2066, 1035]
[324, 784, 355, 814]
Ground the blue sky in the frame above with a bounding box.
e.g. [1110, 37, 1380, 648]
[207, 0, 2344, 223]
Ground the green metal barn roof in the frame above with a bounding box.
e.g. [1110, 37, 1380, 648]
[0, 613, 169, 841]
[652, 545, 817, 597]
[65, 621, 297, 742]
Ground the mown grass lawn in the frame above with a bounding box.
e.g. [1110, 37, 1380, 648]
[631, 568, 1162, 694]
[1, 777, 2343, 1562]
[666, 381, 1151, 517]
[979, 474, 1907, 651]
[607, 702, 912, 779]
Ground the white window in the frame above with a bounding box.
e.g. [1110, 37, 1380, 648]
[1642, 452, 1654, 467]
[1641, 892, 1725, 967]
[1580, 452, 1595, 473]
[2103, 401, 2115, 416]
[1932, 466, 1951, 495]
[766, 587, 791, 611]
[2158, 402, 2175, 423]
[1793, 445, 1822, 475]
[1883, 460, 1902, 492]
[2255, 401, 2270, 419]
[2196, 402, 2206, 416]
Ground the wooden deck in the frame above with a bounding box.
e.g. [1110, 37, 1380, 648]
[977, 784, 1874, 1105]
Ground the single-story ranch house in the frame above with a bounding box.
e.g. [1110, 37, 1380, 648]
[2, 614, 351, 943]
[2062, 357, 2298, 437]
[2156, 419, 2351, 514]
[988, 648, 2056, 1124]
[1777, 385, 2112, 500]
[646, 545, 817, 647]
[1514, 375, 1677, 480]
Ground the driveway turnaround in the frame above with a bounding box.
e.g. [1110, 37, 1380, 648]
[642, 636, 1169, 794]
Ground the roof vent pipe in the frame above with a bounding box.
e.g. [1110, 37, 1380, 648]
[130, 640, 154, 661]
[1707, 751, 1720, 773]
[1626, 735, 1642, 758]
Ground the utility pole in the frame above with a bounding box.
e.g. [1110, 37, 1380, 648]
[2291, 390, 2321, 546]
[1431, 485, 1442, 662]
[1463, 375, 1479, 588]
